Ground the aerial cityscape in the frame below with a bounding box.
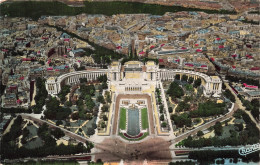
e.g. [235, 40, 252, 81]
[0, 0, 259, 165]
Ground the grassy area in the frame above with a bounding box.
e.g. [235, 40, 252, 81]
[141, 108, 149, 130]
[0, 1, 236, 20]
[119, 132, 149, 141]
[119, 108, 126, 130]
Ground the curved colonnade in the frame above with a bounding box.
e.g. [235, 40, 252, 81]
[159, 69, 222, 96]
[46, 68, 221, 96]
[46, 69, 107, 95]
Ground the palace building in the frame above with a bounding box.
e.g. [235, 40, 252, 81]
[46, 61, 222, 97]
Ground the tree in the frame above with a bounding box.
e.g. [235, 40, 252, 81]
[251, 108, 259, 120]
[97, 75, 107, 83]
[86, 113, 93, 120]
[105, 92, 111, 103]
[56, 120, 63, 126]
[197, 130, 204, 137]
[223, 89, 235, 102]
[33, 78, 48, 114]
[85, 95, 92, 101]
[190, 101, 225, 118]
[167, 82, 184, 98]
[71, 112, 79, 120]
[168, 107, 173, 113]
[102, 105, 109, 112]
[22, 128, 30, 138]
[175, 74, 180, 80]
[182, 75, 188, 82]
[86, 99, 95, 111]
[161, 122, 167, 128]
[103, 115, 108, 121]
[160, 114, 164, 121]
[58, 85, 70, 103]
[51, 128, 65, 139]
[194, 78, 201, 88]
[188, 77, 194, 84]
[251, 99, 259, 108]
[214, 121, 222, 136]
[159, 105, 164, 113]
[87, 128, 95, 136]
[79, 78, 88, 83]
[235, 123, 243, 131]
[97, 95, 105, 104]
[171, 113, 191, 128]
[185, 84, 194, 92]
[176, 101, 190, 112]
[79, 110, 86, 119]
[65, 101, 72, 107]
[243, 100, 253, 110]
[37, 123, 49, 139]
[46, 96, 60, 112]
[101, 121, 106, 128]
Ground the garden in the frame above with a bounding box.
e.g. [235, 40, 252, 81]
[164, 74, 231, 136]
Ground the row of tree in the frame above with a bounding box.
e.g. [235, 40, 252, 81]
[223, 89, 236, 102]
[33, 78, 48, 114]
[190, 101, 226, 118]
[237, 95, 259, 120]
[171, 113, 192, 128]
[225, 75, 259, 87]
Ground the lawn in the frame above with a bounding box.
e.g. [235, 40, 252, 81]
[119, 108, 126, 130]
[141, 108, 149, 130]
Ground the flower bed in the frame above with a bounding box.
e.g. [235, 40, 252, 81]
[123, 132, 143, 139]
[119, 132, 149, 141]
